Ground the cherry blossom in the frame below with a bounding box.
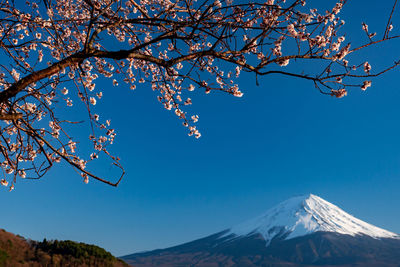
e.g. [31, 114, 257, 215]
[0, 0, 398, 189]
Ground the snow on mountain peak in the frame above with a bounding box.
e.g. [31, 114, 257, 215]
[223, 194, 398, 245]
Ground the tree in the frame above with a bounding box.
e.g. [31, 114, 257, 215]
[0, 0, 398, 188]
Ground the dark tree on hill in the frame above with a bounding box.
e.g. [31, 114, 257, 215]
[0, 0, 398, 188]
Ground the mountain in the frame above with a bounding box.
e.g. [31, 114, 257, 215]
[122, 194, 400, 267]
[0, 228, 128, 267]
[223, 194, 398, 244]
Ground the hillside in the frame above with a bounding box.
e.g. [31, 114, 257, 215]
[0, 228, 127, 267]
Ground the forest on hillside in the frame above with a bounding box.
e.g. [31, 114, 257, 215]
[0, 229, 127, 267]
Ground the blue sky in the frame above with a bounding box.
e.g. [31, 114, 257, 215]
[1, 0, 400, 257]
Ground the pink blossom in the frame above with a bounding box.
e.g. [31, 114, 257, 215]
[361, 80, 372, 91]
[364, 62, 371, 74]
[90, 97, 97, 105]
[331, 89, 347, 98]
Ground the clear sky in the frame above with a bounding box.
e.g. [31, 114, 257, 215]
[1, 0, 400, 257]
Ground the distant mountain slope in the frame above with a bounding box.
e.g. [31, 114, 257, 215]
[0, 228, 127, 267]
[122, 194, 400, 267]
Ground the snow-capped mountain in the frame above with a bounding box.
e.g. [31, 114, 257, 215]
[223, 194, 398, 245]
[122, 194, 400, 267]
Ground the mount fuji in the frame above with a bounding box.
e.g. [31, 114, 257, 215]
[121, 194, 400, 266]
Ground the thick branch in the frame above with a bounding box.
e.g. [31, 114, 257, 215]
[0, 113, 22, 120]
[0, 52, 87, 104]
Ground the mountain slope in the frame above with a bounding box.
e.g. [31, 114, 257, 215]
[122, 194, 400, 267]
